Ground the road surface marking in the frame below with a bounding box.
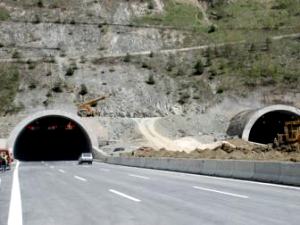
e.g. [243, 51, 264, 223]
[109, 189, 141, 202]
[58, 169, 65, 173]
[193, 186, 249, 199]
[49, 166, 55, 169]
[74, 175, 87, 182]
[129, 174, 150, 180]
[8, 161, 23, 225]
[117, 165, 300, 191]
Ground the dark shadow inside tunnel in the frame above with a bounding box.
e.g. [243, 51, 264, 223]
[14, 116, 92, 161]
[249, 110, 300, 144]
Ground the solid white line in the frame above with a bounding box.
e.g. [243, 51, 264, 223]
[129, 174, 150, 180]
[74, 175, 87, 182]
[58, 169, 65, 173]
[193, 186, 249, 199]
[109, 189, 141, 202]
[8, 161, 23, 225]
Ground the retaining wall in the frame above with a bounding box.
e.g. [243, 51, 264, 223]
[105, 157, 300, 186]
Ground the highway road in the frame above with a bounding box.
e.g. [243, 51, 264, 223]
[1, 161, 300, 225]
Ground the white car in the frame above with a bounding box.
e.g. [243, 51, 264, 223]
[78, 153, 93, 165]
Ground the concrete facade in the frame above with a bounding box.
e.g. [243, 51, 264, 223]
[7, 110, 99, 155]
[227, 105, 300, 141]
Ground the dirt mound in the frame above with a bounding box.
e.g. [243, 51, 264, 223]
[122, 139, 300, 162]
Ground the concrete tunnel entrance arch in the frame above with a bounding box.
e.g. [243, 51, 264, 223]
[8, 110, 98, 161]
[227, 105, 300, 144]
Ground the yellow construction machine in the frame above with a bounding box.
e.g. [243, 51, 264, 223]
[77, 95, 109, 117]
[277, 120, 300, 145]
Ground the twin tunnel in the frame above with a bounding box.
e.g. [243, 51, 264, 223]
[8, 111, 96, 161]
[227, 105, 300, 144]
[6, 105, 300, 161]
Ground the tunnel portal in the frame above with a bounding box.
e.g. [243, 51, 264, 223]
[248, 110, 300, 144]
[14, 116, 92, 161]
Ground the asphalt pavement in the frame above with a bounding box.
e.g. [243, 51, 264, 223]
[2, 161, 300, 225]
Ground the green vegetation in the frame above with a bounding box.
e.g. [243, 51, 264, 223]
[0, 7, 10, 21]
[207, 0, 300, 42]
[203, 37, 300, 92]
[0, 64, 20, 114]
[134, 0, 204, 30]
[134, 0, 300, 46]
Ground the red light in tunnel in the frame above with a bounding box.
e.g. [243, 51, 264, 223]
[65, 121, 75, 130]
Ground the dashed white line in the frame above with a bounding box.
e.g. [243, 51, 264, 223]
[74, 175, 87, 182]
[193, 186, 249, 199]
[129, 174, 150, 180]
[8, 161, 23, 225]
[109, 189, 141, 202]
[49, 166, 55, 169]
[58, 169, 65, 174]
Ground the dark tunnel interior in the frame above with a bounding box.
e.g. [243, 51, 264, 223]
[249, 110, 300, 144]
[14, 116, 92, 161]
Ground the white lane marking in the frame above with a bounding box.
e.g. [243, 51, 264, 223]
[74, 175, 87, 182]
[58, 169, 65, 174]
[193, 186, 249, 199]
[100, 168, 110, 172]
[49, 166, 54, 169]
[129, 174, 150, 180]
[109, 189, 141, 202]
[8, 161, 23, 225]
[106, 163, 300, 191]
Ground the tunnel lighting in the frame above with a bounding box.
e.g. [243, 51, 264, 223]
[48, 124, 58, 130]
[65, 121, 76, 130]
[26, 125, 39, 131]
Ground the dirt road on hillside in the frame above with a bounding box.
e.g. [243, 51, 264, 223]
[137, 118, 227, 152]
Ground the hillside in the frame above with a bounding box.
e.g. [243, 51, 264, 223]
[0, 0, 300, 151]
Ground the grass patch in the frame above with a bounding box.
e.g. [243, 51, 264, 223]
[134, 0, 204, 31]
[0, 7, 10, 21]
[0, 64, 20, 114]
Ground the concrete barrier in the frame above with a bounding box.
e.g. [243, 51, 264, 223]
[106, 157, 300, 186]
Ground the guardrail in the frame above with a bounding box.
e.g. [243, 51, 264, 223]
[105, 157, 300, 186]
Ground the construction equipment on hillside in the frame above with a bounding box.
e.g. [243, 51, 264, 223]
[77, 95, 109, 117]
[276, 120, 300, 145]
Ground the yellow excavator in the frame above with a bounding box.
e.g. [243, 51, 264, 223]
[77, 95, 109, 117]
[277, 120, 300, 145]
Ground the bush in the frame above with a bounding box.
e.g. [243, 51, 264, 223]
[65, 67, 75, 76]
[52, 82, 63, 93]
[146, 74, 155, 85]
[79, 84, 88, 96]
[12, 51, 21, 59]
[124, 53, 131, 62]
[207, 24, 217, 33]
[37, 0, 44, 8]
[193, 60, 204, 75]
